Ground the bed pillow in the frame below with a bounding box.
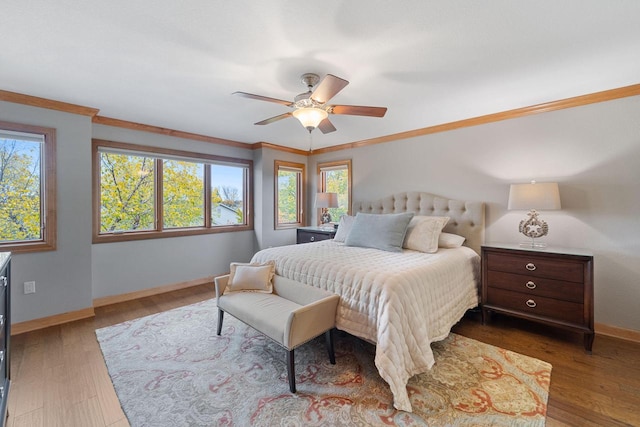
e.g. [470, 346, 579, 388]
[403, 216, 450, 253]
[333, 215, 355, 242]
[225, 261, 275, 294]
[345, 212, 414, 252]
[438, 232, 466, 248]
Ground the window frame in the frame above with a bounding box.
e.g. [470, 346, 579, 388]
[317, 159, 352, 225]
[274, 160, 306, 230]
[0, 120, 57, 253]
[92, 139, 253, 243]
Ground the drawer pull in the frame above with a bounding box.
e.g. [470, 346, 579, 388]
[525, 263, 537, 271]
[525, 281, 537, 289]
[0, 276, 5, 287]
[310, 236, 315, 242]
[526, 299, 537, 308]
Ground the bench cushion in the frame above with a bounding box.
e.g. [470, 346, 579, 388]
[218, 292, 300, 345]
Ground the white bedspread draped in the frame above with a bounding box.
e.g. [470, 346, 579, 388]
[251, 240, 480, 412]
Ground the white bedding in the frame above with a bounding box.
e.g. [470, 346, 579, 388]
[251, 240, 480, 412]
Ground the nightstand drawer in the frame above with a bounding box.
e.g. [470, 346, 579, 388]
[486, 288, 584, 325]
[486, 252, 583, 282]
[487, 270, 583, 303]
[296, 228, 336, 244]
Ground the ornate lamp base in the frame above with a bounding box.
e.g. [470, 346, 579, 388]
[518, 209, 549, 248]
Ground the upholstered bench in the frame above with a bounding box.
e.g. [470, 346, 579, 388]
[215, 271, 339, 393]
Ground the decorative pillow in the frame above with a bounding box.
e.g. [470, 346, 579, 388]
[345, 212, 414, 252]
[403, 216, 450, 253]
[333, 215, 355, 242]
[439, 232, 466, 248]
[224, 261, 275, 294]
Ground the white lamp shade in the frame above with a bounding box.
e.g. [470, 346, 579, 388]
[315, 192, 339, 208]
[508, 182, 561, 210]
[292, 107, 328, 129]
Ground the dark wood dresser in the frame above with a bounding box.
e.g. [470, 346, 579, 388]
[481, 244, 594, 352]
[0, 252, 10, 427]
[296, 227, 336, 244]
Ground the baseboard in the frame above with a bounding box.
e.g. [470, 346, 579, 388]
[11, 276, 215, 336]
[11, 307, 96, 336]
[595, 322, 640, 343]
[92, 276, 214, 307]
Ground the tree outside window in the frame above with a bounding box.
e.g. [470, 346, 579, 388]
[0, 121, 56, 252]
[318, 160, 351, 223]
[93, 139, 252, 243]
[275, 160, 305, 229]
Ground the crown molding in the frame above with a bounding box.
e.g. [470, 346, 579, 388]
[92, 115, 250, 149]
[0, 89, 100, 117]
[311, 83, 640, 154]
[251, 141, 309, 156]
[4, 84, 639, 154]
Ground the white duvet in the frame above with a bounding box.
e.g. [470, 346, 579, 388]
[251, 240, 480, 412]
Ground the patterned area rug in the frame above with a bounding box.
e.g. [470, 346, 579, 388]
[96, 299, 551, 426]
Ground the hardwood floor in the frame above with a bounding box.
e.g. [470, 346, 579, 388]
[6, 284, 640, 426]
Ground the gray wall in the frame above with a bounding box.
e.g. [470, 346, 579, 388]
[310, 96, 640, 332]
[1, 101, 93, 323]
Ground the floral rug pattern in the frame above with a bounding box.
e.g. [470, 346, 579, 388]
[96, 299, 551, 426]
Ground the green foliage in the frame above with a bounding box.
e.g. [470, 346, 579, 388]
[163, 160, 205, 228]
[277, 170, 299, 223]
[100, 153, 155, 232]
[0, 139, 42, 242]
[325, 169, 348, 220]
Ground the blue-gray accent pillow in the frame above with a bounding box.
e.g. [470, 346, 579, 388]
[344, 212, 415, 252]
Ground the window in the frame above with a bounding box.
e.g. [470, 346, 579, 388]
[318, 159, 351, 224]
[275, 160, 305, 229]
[0, 120, 56, 252]
[93, 139, 252, 243]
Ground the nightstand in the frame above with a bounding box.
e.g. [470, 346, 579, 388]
[481, 243, 594, 352]
[296, 226, 336, 244]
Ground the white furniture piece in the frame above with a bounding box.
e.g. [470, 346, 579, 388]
[215, 274, 340, 393]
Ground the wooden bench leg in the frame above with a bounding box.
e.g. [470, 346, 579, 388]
[287, 349, 296, 393]
[325, 329, 336, 365]
[216, 309, 224, 336]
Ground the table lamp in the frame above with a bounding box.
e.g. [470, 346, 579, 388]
[508, 181, 561, 248]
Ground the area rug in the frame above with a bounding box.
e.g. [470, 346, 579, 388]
[96, 299, 551, 426]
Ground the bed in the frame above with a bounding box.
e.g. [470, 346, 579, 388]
[251, 191, 485, 412]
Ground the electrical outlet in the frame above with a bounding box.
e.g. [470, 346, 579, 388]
[24, 281, 36, 294]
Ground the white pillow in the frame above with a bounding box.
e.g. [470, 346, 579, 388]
[225, 261, 275, 294]
[438, 232, 466, 248]
[403, 216, 450, 253]
[333, 215, 355, 242]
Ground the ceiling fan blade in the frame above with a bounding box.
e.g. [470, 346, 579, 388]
[310, 74, 349, 104]
[233, 91, 293, 107]
[317, 118, 337, 134]
[330, 105, 387, 117]
[254, 112, 292, 125]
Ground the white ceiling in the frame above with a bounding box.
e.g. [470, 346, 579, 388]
[2, 1, 640, 151]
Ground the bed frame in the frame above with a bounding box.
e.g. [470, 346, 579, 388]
[352, 191, 485, 254]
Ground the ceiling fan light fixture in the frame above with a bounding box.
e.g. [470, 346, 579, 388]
[292, 107, 328, 132]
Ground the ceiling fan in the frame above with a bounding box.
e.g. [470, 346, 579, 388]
[233, 73, 387, 133]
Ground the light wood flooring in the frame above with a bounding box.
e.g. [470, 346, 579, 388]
[6, 283, 640, 426]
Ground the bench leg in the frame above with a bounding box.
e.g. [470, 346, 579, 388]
[217, 309, 224, 336]
[325, 329, 336, 365]
[287, 349, 296, 393]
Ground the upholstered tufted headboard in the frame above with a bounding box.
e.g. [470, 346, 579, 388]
[353, 192, 485, 254]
